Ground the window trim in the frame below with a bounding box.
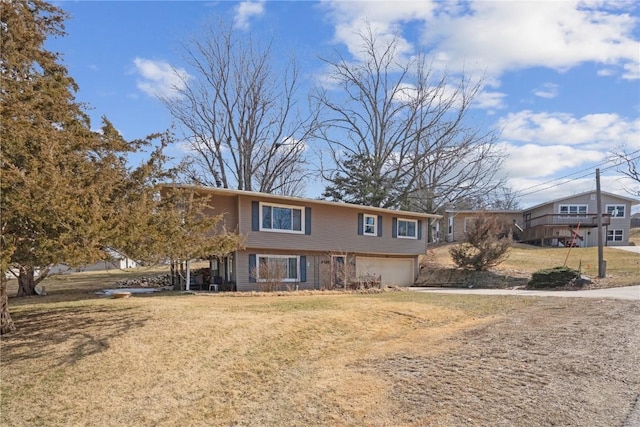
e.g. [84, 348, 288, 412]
[606, 229, 624, 242]
[605, 204, 625, 218]
[256, 254, 300, 282]
[363, 214, 377, 236]
[259, 202, 305, 234]
[559, 204, 588, 216]
[396, 218, 418, 239]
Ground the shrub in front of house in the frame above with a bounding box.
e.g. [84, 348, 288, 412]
[449, 213, 512, 271]
[528, 266, 580, 288]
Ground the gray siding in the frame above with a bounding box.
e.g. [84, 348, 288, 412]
[235, 250, 319, 292]
[193, 189, 433, 291]
[235, 250, 418, 291]
[523, 192, 635, 246]
[237, 195, 428, 255]
[204, 194, 239, 231]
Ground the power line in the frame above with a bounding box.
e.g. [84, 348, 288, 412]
[514, 149, 640, 194]
[515, 150, 640, 198]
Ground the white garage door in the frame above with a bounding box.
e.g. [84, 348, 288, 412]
[355, 257, 415, 287]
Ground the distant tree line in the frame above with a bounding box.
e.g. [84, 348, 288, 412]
[163, 20, 514, 212]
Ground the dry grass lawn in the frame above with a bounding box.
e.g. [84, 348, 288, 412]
[425, 232, 640, 287]
[2, 287, 640, 426]
[630, 227, 640, 246]
[2, 236, 639, 425]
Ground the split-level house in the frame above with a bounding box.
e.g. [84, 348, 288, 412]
[520, 190, 638, 247]
[443, 190, 639, 247]
[162, 185, 440, 291]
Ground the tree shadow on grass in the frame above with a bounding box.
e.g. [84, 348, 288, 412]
[2, 304, 149, 370]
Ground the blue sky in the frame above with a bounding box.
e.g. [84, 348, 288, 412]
[48, 1, 640, 211]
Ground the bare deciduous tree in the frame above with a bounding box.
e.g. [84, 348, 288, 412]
[164, 20, 319, 196]
[316, 25, 506, 211]
[612, 147, 640, 196]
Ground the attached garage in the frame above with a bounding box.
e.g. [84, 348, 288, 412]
[355, 256, 415, 287]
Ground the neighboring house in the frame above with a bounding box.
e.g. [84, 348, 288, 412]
[444, 210, 523, 243]
[6, 249, 139, 279]
[161, 185, 440, 291]
[442, 191, 639, 248]
[521, 191, 639, 247]
[49, 249, 139, 274]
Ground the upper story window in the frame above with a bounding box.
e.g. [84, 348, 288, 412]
[363, 214, 377, 236]
[397, 218, 418, 239]
[260, 202, 304, 233]
[559, 205, 587, 216]
[606, 205, 625, 218]
[358, 213, 381, 236]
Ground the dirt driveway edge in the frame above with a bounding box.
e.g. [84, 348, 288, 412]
[410, 285, 640, 300]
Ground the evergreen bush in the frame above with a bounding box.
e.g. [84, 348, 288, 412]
[528, 266, 580, 288]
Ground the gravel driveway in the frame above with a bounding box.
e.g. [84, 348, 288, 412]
[611, 246, 640, 254]
[411, 285, 640, 300]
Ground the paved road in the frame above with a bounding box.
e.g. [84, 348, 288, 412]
[611, 246, 640, 254]
[410, 285, 640, 301]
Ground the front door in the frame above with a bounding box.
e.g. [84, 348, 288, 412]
[332, 255, 346, 288]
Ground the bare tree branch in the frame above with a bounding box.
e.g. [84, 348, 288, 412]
[315, 25, 507, 211]
[612, 147, 640, 197]
[162, 20, 319, 195]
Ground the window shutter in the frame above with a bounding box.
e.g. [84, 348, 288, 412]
[251, 201, 259, 231]
[305, 207, 312, 235]
[300, 256, 307, 282]
[377, 215, 383, 237]
[248, 254, 256, 282]
[418, 220, 423, 240]
[392, 217, 398, 238]
[357, 213, 364, 235]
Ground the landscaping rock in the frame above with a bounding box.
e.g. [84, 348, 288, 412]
[114, 274, 170, 288]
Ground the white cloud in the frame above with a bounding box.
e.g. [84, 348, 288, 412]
[597, 68, 616, 77]
[321, 0, 435, 63]
[498, 142, 604, 179]
[533, 83, 559, 99]
[424, 1, 640, 80]
[498, 111, 640, 149]
[622, 61, 640, 80]
[473, 90, 506, 110]
[133, 57, 190, 100]
[322, 1, 640, 80]
[233, 1, 265, 30]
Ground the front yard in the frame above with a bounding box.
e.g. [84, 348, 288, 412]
[2, 288, 639, 426]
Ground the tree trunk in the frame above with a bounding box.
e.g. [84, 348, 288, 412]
[17, 266, 36, 297]
[1, 275, 16, 335]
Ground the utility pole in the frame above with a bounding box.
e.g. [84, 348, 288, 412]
[596, 168, 605, 278]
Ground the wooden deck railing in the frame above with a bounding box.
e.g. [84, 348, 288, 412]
[523, 213, 611, 229]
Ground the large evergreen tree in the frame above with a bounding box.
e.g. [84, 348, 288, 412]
[1, 0, 130, 300]
[0, 1, 243, 334]
[2, 0, 81, 335]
